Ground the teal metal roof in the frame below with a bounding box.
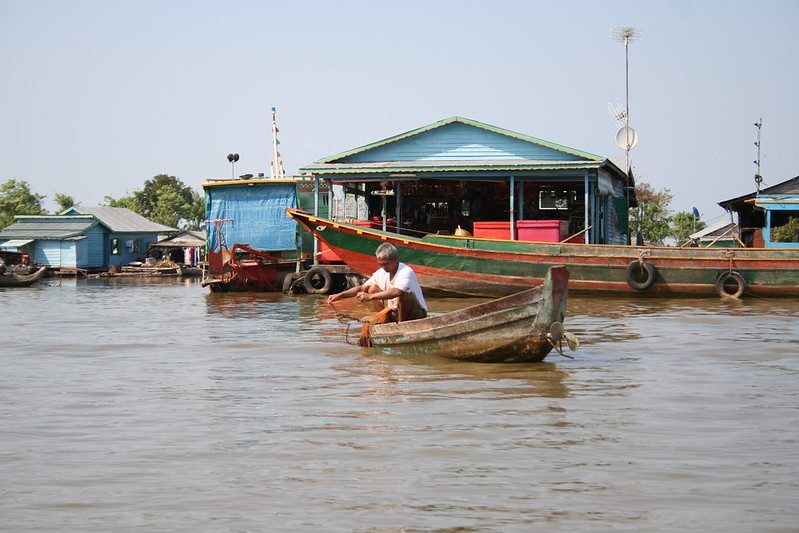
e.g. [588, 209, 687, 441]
[0, 219, 97, 240]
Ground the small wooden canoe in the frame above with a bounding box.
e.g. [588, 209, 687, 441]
[367, 266, 570, 363]
[0, 267, 46, 288]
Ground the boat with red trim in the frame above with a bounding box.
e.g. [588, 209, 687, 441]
[287, 208, 799, 298]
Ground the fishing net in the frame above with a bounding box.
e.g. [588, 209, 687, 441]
[358, 307, 393, 347]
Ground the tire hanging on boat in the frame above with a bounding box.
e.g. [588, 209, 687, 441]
[303, 267, 333, 294]
[716, 271, 746, 299]
[625, 260, 657, 290]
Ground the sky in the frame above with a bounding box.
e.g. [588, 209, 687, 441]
[1, 0, 797, 222]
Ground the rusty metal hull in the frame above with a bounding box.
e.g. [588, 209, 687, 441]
[368, 266, 569, 363]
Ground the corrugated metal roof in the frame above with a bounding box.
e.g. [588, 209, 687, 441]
[151, 230, 205, 248]
[303, 159, 604, 174]
[3, 220, 95, 232]
[690, 220, 736, 240]
[71, 207, 176, 233]
[0, 229, 86, 239]
[0, 219, 96, 240]
[0, 239, 34, 249]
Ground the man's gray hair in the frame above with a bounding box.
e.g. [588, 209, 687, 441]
[375, 242, 398, 261]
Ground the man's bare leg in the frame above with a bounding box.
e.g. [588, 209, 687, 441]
[364, 284, 384, 311]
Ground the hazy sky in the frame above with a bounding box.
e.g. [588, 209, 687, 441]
[1, 0, 797, 221]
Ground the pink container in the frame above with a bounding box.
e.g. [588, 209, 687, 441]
[516, 220, 569, 243]
[473, 221, 511, 240]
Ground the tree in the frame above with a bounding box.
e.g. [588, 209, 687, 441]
[772, 216, 799, 243]
[0, 179, 46, 228]
[629, 181, 673, 244]
[186, 191, 206, 230]
[54, 192, 78, 213]
[671, 211, 705, 244]
[103, 174, 202, 229]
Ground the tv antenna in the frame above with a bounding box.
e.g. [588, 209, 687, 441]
[611, 26, 641, 173]
[753, 118, 763, 194]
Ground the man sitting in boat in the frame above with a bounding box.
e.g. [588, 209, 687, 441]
[327, 242, 428, 322]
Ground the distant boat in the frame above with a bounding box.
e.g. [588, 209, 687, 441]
[287, 209, 799, 298]
[366, 266, 572, 363]
[0, 267, 46, 288]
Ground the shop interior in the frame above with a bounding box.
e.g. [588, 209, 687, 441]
[347, 178, 587, 242]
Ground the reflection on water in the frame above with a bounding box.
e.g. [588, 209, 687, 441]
[1, 278, 797, 530]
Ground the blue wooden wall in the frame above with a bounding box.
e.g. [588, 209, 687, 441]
[84, 225, 107, 268]
[340, 123, 587, 163]
[108, 232, 159, 266]
[31, 240, 77, 267]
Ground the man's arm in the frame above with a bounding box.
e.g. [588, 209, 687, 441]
[327, 283, 366, 304]
[358, 287, 402, 302]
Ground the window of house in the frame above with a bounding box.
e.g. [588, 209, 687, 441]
[110, 238, 120, 255]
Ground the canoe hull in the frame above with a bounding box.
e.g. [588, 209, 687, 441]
[287, 209, 799, 298]
[368, 266, 569, 363]
[0, 267, 46, 288]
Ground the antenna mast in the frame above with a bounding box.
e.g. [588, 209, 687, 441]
[611, 26, 641, 173]
[753, 118, 763, 194]
[270, 107, 286, 179]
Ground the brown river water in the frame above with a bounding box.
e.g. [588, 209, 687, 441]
[1, 278, 798, 531]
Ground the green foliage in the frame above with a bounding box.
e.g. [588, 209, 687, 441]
[186, 192, 206, 230]
[0, 179, 46, 228]
[772, 216, 799, 243]
[671, 211, 705, 244]
[629, 182, 673, 244]
[103, 174, 202, 229]
[54, 192, 78, 213]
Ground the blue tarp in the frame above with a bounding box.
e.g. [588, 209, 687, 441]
[206, 182, 298, 251]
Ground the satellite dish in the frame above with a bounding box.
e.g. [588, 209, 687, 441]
[615, 126, 639, 150]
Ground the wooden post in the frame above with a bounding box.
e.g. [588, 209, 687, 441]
[396, 182, 402, 234]
[313, 175, 320, 265]
[509, 175, 516, 240]
[328, 179, 333, 220]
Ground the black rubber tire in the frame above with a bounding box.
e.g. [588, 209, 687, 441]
[303, 267, 333, 294]
[625, 260, 657, 290]
[282, 273, 296, 294]
[716, 271, 746, 299]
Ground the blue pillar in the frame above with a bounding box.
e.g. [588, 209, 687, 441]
[518, 180, 525, 221]
[584, 174, 590, 244]
[509, 175, 516, 240]
[764, 210, 772, 245]
[396, 182, 402, 233]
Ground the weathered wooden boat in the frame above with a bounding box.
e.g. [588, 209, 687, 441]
[287, 209, 799, 298]
[365, 266, 571, 362]
[0, 267, 46, 288]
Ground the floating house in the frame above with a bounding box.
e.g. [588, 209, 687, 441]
[149, 230, 205, 265]
[0, 206, 175, 270]
[718, 175, 799, 248]
[300, 116, 635, 244]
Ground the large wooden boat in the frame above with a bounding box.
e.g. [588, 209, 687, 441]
[0, 267, 46, 288]
[287, 209, 799, 298]
[367, 266, 571, 362]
